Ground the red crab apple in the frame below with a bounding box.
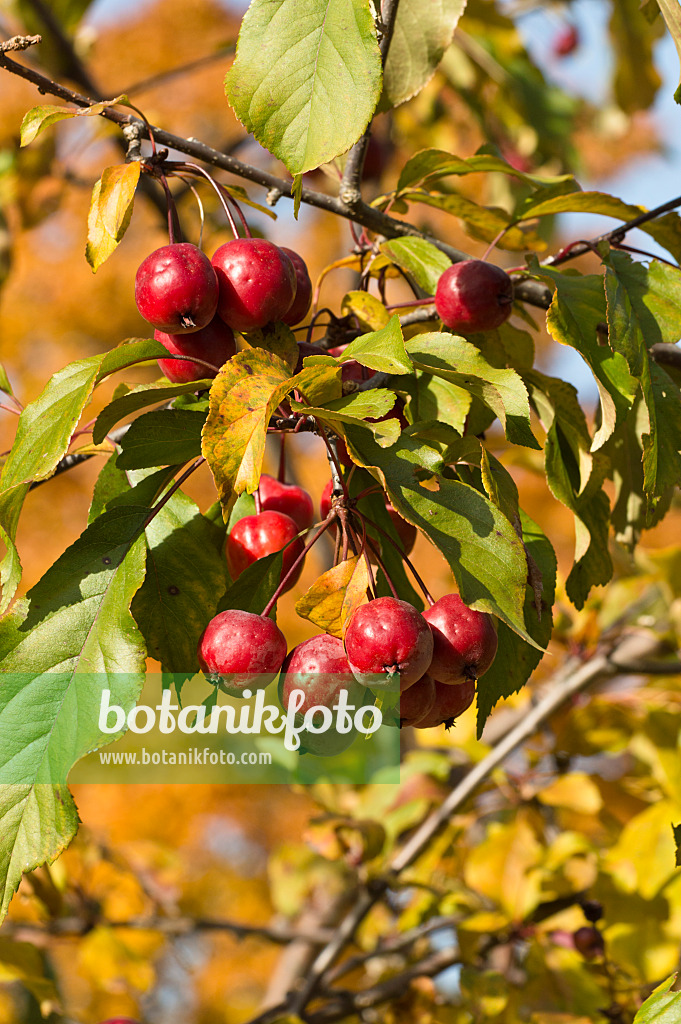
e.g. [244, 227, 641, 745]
[327, 343, 376, 384]
[344, 597, 433, 692]
[211, 237, 296, 332]
[197, 609, 287, 697]
[135, 242, 218, 333]
[226, 510, 304, 593]
[434, 259, 514, 334]
[98, 1019, 140, 1024]
[155, 316, 236, 383]
[414, 677, 476, 729]
[281, 247, 313, 326]
[399, 672, 436, 727]
[259, 474, 314, 532]
[423, 593, 498, 684]
[553, 24, 579, 57]
[280, 634, 367, 720]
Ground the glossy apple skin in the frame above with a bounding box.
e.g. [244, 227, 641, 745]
[414, 677, 475, 729]
[155, 317, 236, 383]
[135, 243, 218, 333]
[259, 474, 314, 532]
[281, 248, 313, 326]
[344, 597, 433, 692]
[226, 510, 304, 593]
[212, 238, 296, 332]
[434, 260, 513, 334]
[197, 609, 287, 696]
[280, 634, 366, 719]
[423, 594, 498, 684]
[399, 673, 436, 727]
[320, 481, 416, 556]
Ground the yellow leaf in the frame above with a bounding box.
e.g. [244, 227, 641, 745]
[537, 772, 603, 815]
[295, 556, 369, 637]
[341, 290, 391, 331]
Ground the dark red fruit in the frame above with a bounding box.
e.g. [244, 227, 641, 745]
[259, 474, 314, 532]
[135, 242, 218, 333]
[344, 597, 433, 692]
[434, 260, 514, 334]
[294, 340, 324, 373]
[212, 238, 296, 332]
[572, 926, 605, 960]
[155, 316, 236, 383]
[399, 673, 436, 727]
[226, 510, 304, 593]
[281, 248, 313, 326]
[328, 343, 376, 384]
[553, 24, 579, 57]
[414, 677, 475, 729]
[280, 634, 366, 720]
[98, 1019, 140, 1024]
[423, 594, 498, 684]
[197, 608, 287, 695]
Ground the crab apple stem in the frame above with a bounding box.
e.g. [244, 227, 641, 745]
[157, 172, 180, 244]
[143, 457, 205, 529]
[480, 226, 510, 262]
[174, 161, 240, 239]
[314, 420, 349, 500]
[384, 296, 436, 310]
[362, 531, 401, 600]
[346, 518, 377, 601]
[360, 510, 434, 606]
[278, 432, 286, 483]
[219, 186, 252, 238]
[261, 517, 335, 618]
[352, 485, 383, 502]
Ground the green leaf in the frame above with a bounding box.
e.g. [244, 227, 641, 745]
[632, 973, 681, 1023]
[379, 0, 466, 111]
[290, 389, 401, 447]
[527, 371, 613, 608]
[335, 315, 413, 374]
[343, 426, 539, 644]
[225, 0, 382, 176]
[409, 371, 471, 433]
[476, 512, 556, 735]
[655, 0, 681, 102]
[216, 550, 284, 615]
[0, 505, 148, 921]
[116, 409, 206, 470]
[610, 0, 661, 113]
[0, 363, 14, 397]
[131, 483, 228, 674]
[20, 95, 128, 147]
[395, 148, 576, 194]
[340, 291, 391, 331]
[86, 162, 141, 271]
[242, 321, 299, 372]
[406, 333, 540, 449]
[380, 237, 452, 294]
[93, 380, 213, 446]
[0, 484, 29, 616]
[518, 192, 681, 263]
[603, 253, 681, 501]
[530, 261, 638, 450]
[399, 191, 544, 252]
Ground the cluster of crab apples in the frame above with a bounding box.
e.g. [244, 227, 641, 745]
[195, 471, 498, 750]
[134, 237, 515, 385]
[134, 237, 314, 382]
[133, 234, 514, 751]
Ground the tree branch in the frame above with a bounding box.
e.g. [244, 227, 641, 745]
[339, 0, 400, 208]
[280, 629, 672, 1017]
